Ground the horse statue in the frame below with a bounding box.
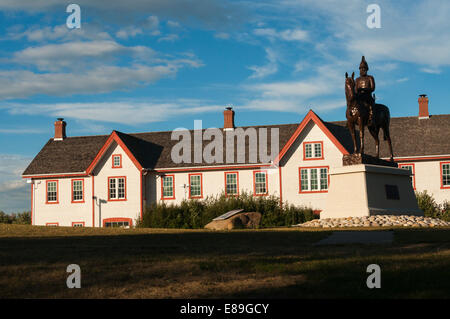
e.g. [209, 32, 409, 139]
[345, 72, 394, 160]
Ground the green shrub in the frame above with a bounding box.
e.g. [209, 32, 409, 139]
[136, 192, 315, 229]
[415, 191, 450, 221]
[0, 211, 31, 224]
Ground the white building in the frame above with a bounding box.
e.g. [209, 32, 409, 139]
[23, 95, 450, 227]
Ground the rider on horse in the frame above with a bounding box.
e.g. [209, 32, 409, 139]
[355, 56, 375, 125]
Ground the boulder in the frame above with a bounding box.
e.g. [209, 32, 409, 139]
[205, 212, 262, 230]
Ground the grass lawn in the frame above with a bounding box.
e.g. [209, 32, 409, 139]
[0, 224, 449, 298]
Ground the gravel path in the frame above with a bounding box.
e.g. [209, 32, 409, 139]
[295, 215, 450, 228]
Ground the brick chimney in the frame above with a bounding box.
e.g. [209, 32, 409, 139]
[418, 94, 429, 119]
[223, 107, 235, 131]
[54, 118, 67, 141]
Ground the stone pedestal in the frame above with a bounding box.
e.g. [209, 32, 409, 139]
[321, 164, 423, 219]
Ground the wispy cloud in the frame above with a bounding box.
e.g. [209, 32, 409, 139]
[248, 48, 278, 79]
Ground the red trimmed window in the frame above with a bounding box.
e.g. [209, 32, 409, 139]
[161, 175, 175, 199]
[225, 172, 239, 196]
[399, 163, 416, 190]
[112, 154, 122, 168]
[253, 170, 268, 196]
[108, 176, 126, 201]
[71, 179, 84, 203]
[303, 141, 324, 160]
[103, 218, 132, 228]
[189, 174, 203, 199]
[72, 222, 85, 227]
[441, 162, 450, 189]
[46, 180, 59, 204]
[299, 166, 329, 193]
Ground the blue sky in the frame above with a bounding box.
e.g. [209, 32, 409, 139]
[1, 0, 449, 212]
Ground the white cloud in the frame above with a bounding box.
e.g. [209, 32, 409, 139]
[13, 40, 148, 71]
[158, 34, 180, 42]
[1, 100, 225, 124]
[253, 28, 308, 42]
[0, 0, 243, 29]
[248, 48, 278, 79]
[0, 154, 31, 213]
[214, 32, 230, 39]
[0, 65, 176, 99]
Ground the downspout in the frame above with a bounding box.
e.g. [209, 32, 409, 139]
[91, 174, 95, 227]
[279, 166, 283, 208]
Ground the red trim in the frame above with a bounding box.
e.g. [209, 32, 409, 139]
[140, 171, 143, 221]
[398, 163, 416, 190]
[298, 166, 330, 194]
[23, 173, 88, 179]
[161, 174, 176, 200]
[440, 161, 450, 189]
[71, 179, 85, 203]
[45, 222, 59, 226]
[224, 171, 239, 197]
[30, 183, 33, 226]
[279, 166, 283, 207]
[86, 131, 142, 175]
[91, 175, 95, 227]
[72, 221, 85, 227]
[107, 176, 127, 201]
[155, 164, 271, 173]
[103, 217, 132, 227]
[275, 110, 349, 165]
[253, 170, 269, 196]
[112, 154, 122, 168]
[45, 180, 59, 204]
[188, 173, 203, 199]
[303, 141, 324, 161]
[391, 155, 450, 162]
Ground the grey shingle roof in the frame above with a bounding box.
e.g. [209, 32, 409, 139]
[22, 114, 450, 176]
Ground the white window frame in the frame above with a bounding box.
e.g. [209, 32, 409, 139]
[299, 167, 329, 192]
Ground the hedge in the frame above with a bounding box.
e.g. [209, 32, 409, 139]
[136, 192, 316, 228]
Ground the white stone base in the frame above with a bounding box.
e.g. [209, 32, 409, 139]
[321, 164, 423, 219]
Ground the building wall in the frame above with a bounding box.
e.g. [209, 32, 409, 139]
[92, 141, 141, 227]
[400, 160, 449, 204]
[32, 175, 93, 227]
[147, 166, 281, 206]
[32, 140, 142, 227]
[280, 121, 344, 210]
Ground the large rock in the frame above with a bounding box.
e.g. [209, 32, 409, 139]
[205, 212, 262, 230]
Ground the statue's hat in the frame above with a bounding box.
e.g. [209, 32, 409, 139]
[359, 56, 369, 70]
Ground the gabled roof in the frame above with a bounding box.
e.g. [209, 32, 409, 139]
[22, 111, 450, 176]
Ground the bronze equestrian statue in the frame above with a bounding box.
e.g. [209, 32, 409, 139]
[345, 57, 394, 161]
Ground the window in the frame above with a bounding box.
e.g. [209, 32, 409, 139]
[253, 171, 268, 196]
[189, 174, 202, 198]
[46, 180, 58, 204]
[161, 175, 175, 199]
[46, 223, 59, 226]
[225, 172, 239, 196]
[399, 164, 415, 189]
[103, 218, 132, 228]
[441, 162, 450, 189]
[108, 177, 126, 200]
[112, 154, 122, 168]
[303, 142, 324, 160]
[72, 222, 85, 227]
[71, 179, 84, 202]
[299, 167, 329, 193]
